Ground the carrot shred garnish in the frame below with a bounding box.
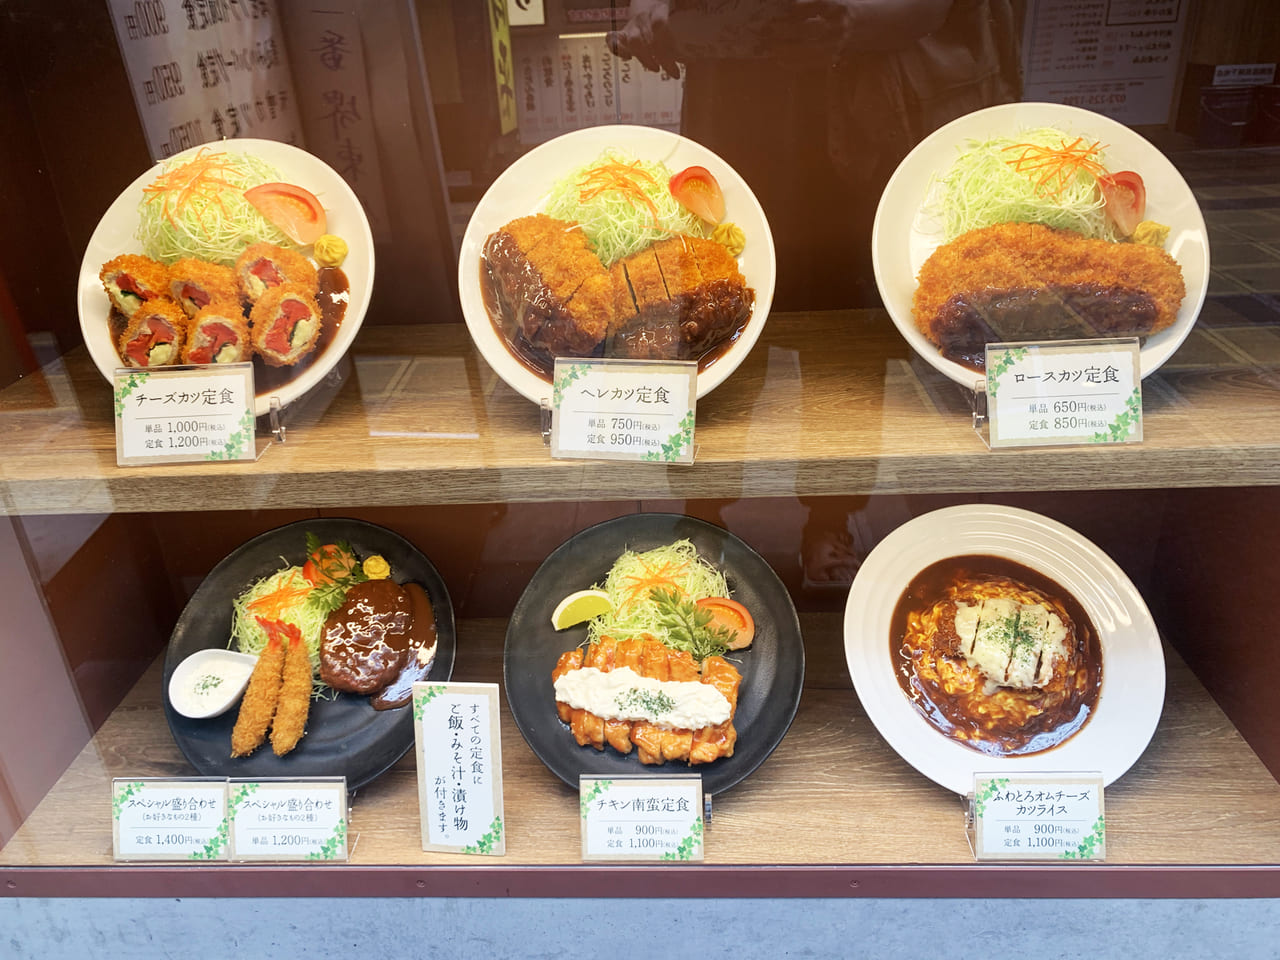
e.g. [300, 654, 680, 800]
[141, 147, 239, 228]
[617, 556, 691, 613]
[576, 160, 663, 228]
[246, 570, 313, 620]
[1001, 138, 1110, 199]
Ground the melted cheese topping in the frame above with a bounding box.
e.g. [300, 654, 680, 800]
[954, 597, 1067, 690]
[554, 665, 731, 729]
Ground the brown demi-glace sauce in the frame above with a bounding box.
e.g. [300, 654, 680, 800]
[890, 554, 1103, 757]
[479, 259, 747, 382]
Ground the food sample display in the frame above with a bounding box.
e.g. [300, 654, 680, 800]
[844, 504, 1164, 794]
[872, 102, 1208, 386]
[162, 519, 454, 788]
[549, 540, 752, 767]
[480, 151, 754, 376]
[504, 513, 803, 796]
[458, 126, 776, 403]
[77, 138, 374, 416]
[891, 554, 1102, 756]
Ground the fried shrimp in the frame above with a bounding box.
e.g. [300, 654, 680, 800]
[269, 620, 313, 757]
[230, 630, 285, 757]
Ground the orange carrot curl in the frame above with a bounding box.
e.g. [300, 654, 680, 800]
[1001, 137, 1110, 199]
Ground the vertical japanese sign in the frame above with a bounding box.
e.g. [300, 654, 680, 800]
[282, 8, 391, 240]
[107, 0, 301, 160]
[488, 0, 518, 135]
[413, 682, 506, 855]
[1022, 0, 1189, 124]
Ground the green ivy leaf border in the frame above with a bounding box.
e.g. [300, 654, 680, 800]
[304, 819, 348, 861]
[642, 409, 695, 462]
[460, 815, 504, 855]
[1089, 387, 1142, 444]
[111, 780, 147, 821]
[552, 362, 592, 408]
[413, 684, 448, 720]
[579, 779, 613, 819]
[1060, 815, 1106, 860]
[973, 777, 1009, 819]
[113, 371, 151, 418]
[206, 409, 256, 461]
[659, 815, 704, 861]
[985, 347, 1027, 398]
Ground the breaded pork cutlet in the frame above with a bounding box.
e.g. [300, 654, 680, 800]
[608, 235, 753, 359]
[913, 221, 1186, 370]
[482, 215, 611, 357]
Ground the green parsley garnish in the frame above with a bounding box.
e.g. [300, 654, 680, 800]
[615, 688, 676, 716]
[195, 674, 224, 695]
[650, 587, 737, 661]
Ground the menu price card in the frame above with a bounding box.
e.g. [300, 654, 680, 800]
[579, 775, 704, 862]
[971, 773, 1105, 861]
[112, 778, 229, 862]
[413, 682, 506, 855]
[114, 364, 257, 465]
[985, 340, 1142, 448]
[550, 358, 697, 463]
[227, 778, 348, 862]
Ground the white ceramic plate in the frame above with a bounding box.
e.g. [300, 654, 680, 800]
[457, 124, 776, 403]
[78, 138, 375, 417]
[844, 503, 1164, 794]
[872, 102, 1209, 389]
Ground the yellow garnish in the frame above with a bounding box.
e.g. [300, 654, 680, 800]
[712, 222, 746, 256]
[1131, 220, 1170, 247]
[362, 555, 390, 580]
[1002, 137, 1110, 200]
[313, 234, 348, 267]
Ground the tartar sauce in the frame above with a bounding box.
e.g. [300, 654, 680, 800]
[553, 666, 731, 729]
[169, 649, 259, 719]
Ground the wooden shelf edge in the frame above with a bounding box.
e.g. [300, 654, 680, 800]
[4, 862, 1279, 900]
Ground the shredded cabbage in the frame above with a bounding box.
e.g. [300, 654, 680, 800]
[229, 565, 332, 698]
[587, 539, 730, 646]
[929, 127, 1117, 242]
[543, 148, 708, 265]
[137, 150, 298, 266]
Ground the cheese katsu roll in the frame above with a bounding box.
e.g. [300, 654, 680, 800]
[182, 302, 252, 365]
[117, 298, 186, 367]
[168, 258, 240, 318]
[100, 254, 170, 319]
[250, 283, 322, 366]
[235, 242, 318, 303]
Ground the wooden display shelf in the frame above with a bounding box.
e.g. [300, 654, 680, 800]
[2, 311, 1279, 517]
[4, 614, 1279, 898]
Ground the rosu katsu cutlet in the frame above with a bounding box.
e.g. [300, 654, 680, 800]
[481, 215, 753, 369]
[912, 221, 1186, 371]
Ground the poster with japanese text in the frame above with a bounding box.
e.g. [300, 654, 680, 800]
[107, 0, 301, 160]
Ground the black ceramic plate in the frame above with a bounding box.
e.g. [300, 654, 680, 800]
[504, 513, 804, 795]
[162, 518, 455, 789]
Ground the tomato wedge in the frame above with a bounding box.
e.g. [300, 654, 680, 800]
[1097, 170, 1146, 238]
[669, 166, 726, 224]
[695, 597, 754, 650]
[244, 182, 327, 245]
[303, 543, 359, 585]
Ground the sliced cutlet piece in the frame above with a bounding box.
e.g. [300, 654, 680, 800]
[609, 247, 682, 359]
[498, 213, 564, 257]
[682, 236, 754, 355]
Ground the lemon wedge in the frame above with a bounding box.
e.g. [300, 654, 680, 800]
[551, 589, 612, 630]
